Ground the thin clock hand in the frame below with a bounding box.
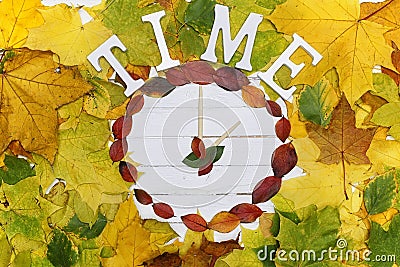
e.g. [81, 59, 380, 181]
[213, 121, 241, 146]
[198, 85, 203, 139]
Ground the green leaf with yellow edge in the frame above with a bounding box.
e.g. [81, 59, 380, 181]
[276, 205, 340, 266]
[0, 155, 35, 185]
[0, 49, 92, 163]
[368, 214, 400, 267]
[298, 77, 339, 127]
[364, 170, 397, 215]
[53, 112, 129, 217]
[47, 229, 78, 267]
[26, 4, 113, 66]
[185, 0, 216, 35]
[0, 0, 44, 49]
[372, 73, 400, 103]
[100, 196, 157, 267]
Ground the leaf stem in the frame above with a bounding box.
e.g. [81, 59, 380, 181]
[359, 0, 394, 21]
[341, 153, 349, 200]
[213, 121, 241, 146]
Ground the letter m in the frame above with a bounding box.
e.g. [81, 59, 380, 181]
[200, 4, 263, 71]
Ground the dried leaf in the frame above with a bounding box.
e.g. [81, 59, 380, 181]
[208, 211, 240, 233]
[181, 61, 216, 85]
[252, 176, 282, 204]
[7, 141, 32, 160]
[241, 85, 267, 108]
[191, 137, 206, 159]
[109, 139, 128, 162]
[229, 203, 263, 223]
[135, 189, 153, 205]
[200, 235, 242, 258]
[126, 94, 145, 116]
[165, 67, 190, 86]
[119, 161, 138, 183]
[112, 116, 133, 140]
[139, 77, 176, 98]
[213, 66, 249, 91]
[266, 100, 282, 117]
[275, 117, 291, 142]
[143, 252, 182, 267]
[181, 214, 208, 232]
[271, 143, 298, 178]
[126, 64, 151, 81]
[153, 203, 174, 219]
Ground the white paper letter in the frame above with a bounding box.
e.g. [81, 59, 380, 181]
[87, 35, 144, 96]
[258, 33, 322, 101]
[142, 11, 180, 71]
[200, 4, 263, 71]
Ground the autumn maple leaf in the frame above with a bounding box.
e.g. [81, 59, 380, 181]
[268, 0, 395, 105]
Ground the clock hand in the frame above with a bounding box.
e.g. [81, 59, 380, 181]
[213, 121, 241, 146]
[198, 85, 203, 139]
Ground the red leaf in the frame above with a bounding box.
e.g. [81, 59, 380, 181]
[266, 100, 282, 117]
[112, 116, 133, 140]
[153, 203, 174, 219]
[181, 61, 216, 85]
[139, 77, 176, 97]
[213, 66, 249, 91]
[166, 67, 191, 86]
[181, 214, 208, 232]
[275, 117, 291, 142]
[134, 189, 153, 205]
[271, 143, 298, 178]
[191, 137, 206, 159]
[229, 203, 263, 223]
[198, 162, 213, 176]
[208, 211, 240, 233]
[119, 161, 137, 183]
[109, 139, 128, 162]
[126, 94, 144, 116]
[252, 176, 282, 204]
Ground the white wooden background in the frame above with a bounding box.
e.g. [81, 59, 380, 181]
[45, 0, 381, 240]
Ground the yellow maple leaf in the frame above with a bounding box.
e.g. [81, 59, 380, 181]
[101, 197, 157, 267]
[268, 0, 394, 105]
[25, 5, 112, 66]
[279, 137, 372, 209]
[0, 49, 92, 162]
[0, 0, 44, 49]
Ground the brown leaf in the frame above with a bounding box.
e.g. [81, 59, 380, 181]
[139, 77, 176, 97]
[119, 161, 138, 183]
[7, 140, 32, 160]
[213, 66, 249, 91]
[307, 96, 376, 164]
[208, 211, 240, 233]
[126, 94, 144, 116]
[200, 235, 242, 258]
[109, 139, 128, 162]
[229, 203, 263, 223]
[275, 117, 291, 142]
[181, 214, 208, 232]
[165, 67, 190, 86]
[266, 100, 282, 117]
[134, 189, 153, 205]
[181, 244, 211, 267]
[198, 162, 213, 176]
[252, 176, 282, 204]
[181, 61, 216, 85]
[381, 42, 400, 85]
[153, 202, 174, 219]
[191, 137, 206, 159]
[242, 85, 267, 108]
[112, 116, 133, 140]
[143, 252, 182, 267]
[126, 64, 151, 81]
[271, 143, 298, 177]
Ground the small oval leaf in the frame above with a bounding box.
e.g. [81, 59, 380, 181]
[191, 137, 206, 159]
[271, 143, 298, 178]
[213, 66, 249, 91]
[139, 77, 176, 97]
[109, 139, 128, 162]
[119, 161, 137, 183]
[266, 100, 282, 117]
[242, 85, 267, 107]
[181, 61, 216, 85]
[229, 203, 263, 223]
[166, 67, 190, 86]
[126, 94, 144, 116]
[208, 211, 240, 233]
[134, 189, 153, 205]
[252, 176, 282, 204]
[112, 116, 133, 140]
[181, 214, 208, 232]
[275, 117, 291, 142]
[153, 203, 174, 219]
